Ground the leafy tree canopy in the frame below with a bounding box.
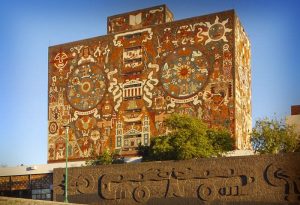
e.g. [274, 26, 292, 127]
[139, 114, 234, 161]
[251, 117, 300, 154]
[85, 149, 124, 166]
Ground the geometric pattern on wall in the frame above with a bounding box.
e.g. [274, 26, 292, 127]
[0, 174, 52, 191]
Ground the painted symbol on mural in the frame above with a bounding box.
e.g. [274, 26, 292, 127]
[90, 130, 100, 142]
[75, 116, 97, 131]
[203, 16, 232, 44]
[161, 47, 210, 99]
[55, 137, 65, 160]
[67, 64, 106, 111]
[238, 66, 249, 91]
[54, 52, 68, 69]
[49, 122, 58, 134]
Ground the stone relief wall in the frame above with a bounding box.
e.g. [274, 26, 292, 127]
[53, 153, 300, 204]
[48, 8, 250, 163]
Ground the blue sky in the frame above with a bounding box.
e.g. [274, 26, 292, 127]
[0, 0, 299, 166]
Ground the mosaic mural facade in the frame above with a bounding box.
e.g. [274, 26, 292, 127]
[48, 6, 251, 162]
[234, 16, 252, 150]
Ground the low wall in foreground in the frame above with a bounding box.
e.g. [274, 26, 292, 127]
[0, 196, 85, 205]
[53, 153, 300, 205]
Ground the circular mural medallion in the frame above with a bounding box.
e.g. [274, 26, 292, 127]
[208, 23, 225, 40]
[160, 47, 210, 98]
[49, 122, 58, 134]
[67, 64, 106, 111]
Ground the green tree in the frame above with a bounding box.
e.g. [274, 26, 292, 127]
[251, 117, 300, 154]
[86, 148, 124, 166]
[207, 128, 234, 156]
[139, 114, 234, 161]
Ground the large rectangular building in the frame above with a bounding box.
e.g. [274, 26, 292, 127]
[48, 5, 251, 163]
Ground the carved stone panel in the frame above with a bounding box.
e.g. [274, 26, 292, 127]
[53, 152, 300, 204]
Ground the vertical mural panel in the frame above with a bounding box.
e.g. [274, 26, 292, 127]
[48, 37, 115, 162]
[234, 15, 252, 149]
[152, 12, 235, 137]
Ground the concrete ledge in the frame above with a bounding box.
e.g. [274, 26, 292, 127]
[0, 196, 86, 205]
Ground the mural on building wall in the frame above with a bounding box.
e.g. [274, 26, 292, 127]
[48, 7, 251, 162]
[234, 17, 252, 149]
[107, 5, 173, 34]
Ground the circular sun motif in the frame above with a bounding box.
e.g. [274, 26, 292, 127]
[209, 23, 225, 40]
[160, 47, 210, 98]
[54, 52, 68, 70]
[178, 65, 191, 80]
[67, 64, 106, 111]
[49, 122, 58, 134]
[203, 16, 232, 45]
